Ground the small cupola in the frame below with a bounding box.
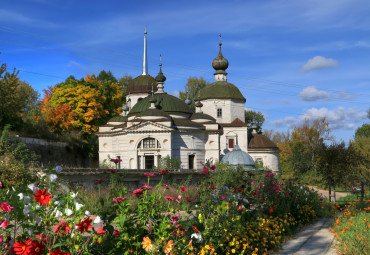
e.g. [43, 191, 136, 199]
[155, 54, 166, 93]
[212, 34, 229, 82]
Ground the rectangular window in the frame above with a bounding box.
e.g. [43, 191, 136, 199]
[229, 139, 234, 149]
[189, 155, 195, 169]
[217, 108, 222, 117]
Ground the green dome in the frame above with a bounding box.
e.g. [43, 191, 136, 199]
[212, 42, 229, 73]
[200, 81, 246, 101]
[140, 108, 170, 117]
[129, 93, 193, 115]
[127, 75, 158, 94]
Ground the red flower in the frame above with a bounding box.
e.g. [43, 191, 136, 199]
[13, 239, 32, 255]
[185, 196, 195, 203]
[265, 205, 277, 215]
[108, 169, 117, 173]
[181, 185, 186, 192]
[95, 179, 105, 184]
[144, 173, 155, 177]
[96, 227, 106, 236]
[0, 220, 8, 228]
[110, 158, 122, 163]
[211, 165, 216, 170]
[30, 239, 45, 255]
[237, 187, 243, 193]
[113, 229, 121, 237]
[158, 170, 169, 175]
[76, 217, 93, 234]
[162, 184, 169, 189]
[174, 227, 186, 236]
[202, 168, 209, 174]
[142, 184, 153, 190]
[1, 202, 13, 212]
[32, 189, 52, 206]
[53, 221, 71, 236]
[0, 181, 2, 188]
[132, 188, 144, 197]
[164, 196, 176, 201]
[50, 249, 70, 255]
[192, 225, 199, 233]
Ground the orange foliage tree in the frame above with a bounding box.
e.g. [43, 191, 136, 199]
[41, 74, 124, 134]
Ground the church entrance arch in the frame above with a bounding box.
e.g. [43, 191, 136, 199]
[137, 137, 161, 169]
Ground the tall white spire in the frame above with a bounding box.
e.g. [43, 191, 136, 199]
[142, 25, 148, 75]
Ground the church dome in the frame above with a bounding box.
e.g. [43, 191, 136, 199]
[199, 81, 246, 101]
[126, 75, 158, 94]
[139, 108, 170, 118]
[222, 145, 255, 169]
[129, 93, 193, 115]
[212, 42, 229, 73]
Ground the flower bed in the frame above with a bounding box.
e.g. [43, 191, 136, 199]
[0, 163, 329, 254]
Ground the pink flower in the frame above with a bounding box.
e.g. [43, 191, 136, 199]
[238, 206, 243, 210]
[1, 203, 14, 212]
[132, 189, 144, 197]
[251, 181, 255, 185]
[164, 196, 176, 201]
[158, 170, 169, 175]
[142, 184, 153, 190]
[0, 181, 2, 188]
[211, 165, 216, 170]
[147, 221, 151, 233]
[144, 173, 155, 177]
[0, 221, 8, 228]
[202, 168, 209, 174]
[163, 184, 169, 189]
[95, 179, 105, 184]
[178, 195, 182, 200]
[113, 229, 121, 237]
[181, 185, 186, 192]
[200, 161, 203, 165]
[113, 197, 126, 202]
[172, 214, 179, 225]
[220, 195, 227, 200]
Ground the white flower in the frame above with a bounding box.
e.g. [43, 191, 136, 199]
[70, 192, 78, 199]
[12, 186, 15, 191]
[35, 205, 41, 210]
[49, 174, 58, 183]
[242, 198, 249, 204]
[75, 202, 84, 210]
[18, 193, 24, 200]
[27, 184, 38, 193]
[54, 195, 58, 199]
[65, 208, 73, 217]
[23, 206, 30, 215]
[27, 229, 33, 236]
[23, 196, 31, 205]
[191, 232, 203, 243]
[85, 211, 91, 216]
[93, 216, 102, 224]
[3, 214, 9, 221]
[54, 201, 60, 206]
[55, 210, 63, 217]
[55, 165, 63, 173]
[35, 217, 42, 224]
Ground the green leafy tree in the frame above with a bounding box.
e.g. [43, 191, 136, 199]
[179, 77, 210, 111]
[245, 110, 265, 133]
[0, 61, 39, 128]
[118, 74, 133, 97]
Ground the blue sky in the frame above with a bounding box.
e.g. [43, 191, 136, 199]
[1, 0, 369, 142]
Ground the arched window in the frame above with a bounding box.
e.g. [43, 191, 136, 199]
[138, 138, 161, 149]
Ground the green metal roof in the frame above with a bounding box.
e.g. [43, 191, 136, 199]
[127, 75, 158, 94]
[108, 115, 128, 122]
[140, 108, 170, 117]
[200, 81, 246, 101]
[190, 113, 216, 121]
[129, 93, 193, 115]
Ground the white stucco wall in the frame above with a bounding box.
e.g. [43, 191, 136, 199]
[249, 150, 280, 173]
[201, 99, 245, 123]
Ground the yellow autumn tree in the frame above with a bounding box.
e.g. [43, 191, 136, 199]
[42, 74, 124, 135]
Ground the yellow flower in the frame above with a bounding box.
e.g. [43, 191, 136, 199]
[142, 237, 153, 252]
[164, 240, 174, 254]
[231, 249, 236, 253]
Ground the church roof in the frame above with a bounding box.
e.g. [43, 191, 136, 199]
[190, 113, 216, 121]
[139, 108, 170, 117]
[221, 118, 248, 127]
[248, 133, 278, 150]
[199, 81, 246, 101]
[108, 115, 128, 122]
[129, 93, 193, 115]
[126, 75, 158, 94]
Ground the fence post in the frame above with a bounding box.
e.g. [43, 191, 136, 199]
[328, 178, 332, 203]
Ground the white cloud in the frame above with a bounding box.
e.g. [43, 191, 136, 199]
[66, 61, 90, 71]
[299, 86, 332, 101]
[281, 98, 291, 104]
[271, 107, 367, 130]
[301, 56, 338, 72]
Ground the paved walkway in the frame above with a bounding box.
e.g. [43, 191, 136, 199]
[273, 219, 337, 255]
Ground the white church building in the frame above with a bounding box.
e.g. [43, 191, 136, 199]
[97, 30, 280, 173]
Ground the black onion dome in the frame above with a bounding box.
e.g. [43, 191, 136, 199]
[212, 42, 229, 73]
[155, 66, 166, 82]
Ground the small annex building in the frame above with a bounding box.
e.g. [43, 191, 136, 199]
[97, 30, 280, 173]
